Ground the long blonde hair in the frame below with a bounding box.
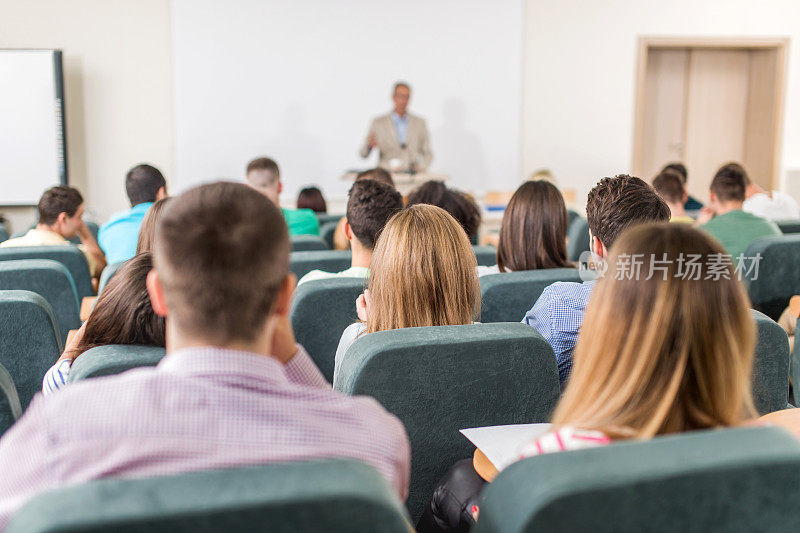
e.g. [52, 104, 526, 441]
[553, 223, 756, 439]
[365, 204, 480, 334]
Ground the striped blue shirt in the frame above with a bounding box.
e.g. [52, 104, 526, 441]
[522, 280, 597, 387]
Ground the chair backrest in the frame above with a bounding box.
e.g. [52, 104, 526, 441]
[0, 223, 9, 243]
[335, 323, 560, 519]
[7, 459, 411, 533]
[69, 345, 166, 382]
[291, 235, 329, 252]
[751, 309, 790, 413]
[0, 245, 94, 299]
[319, 221, 339, 249]
[794, 317, 800, 406]
[473, 245, 497, 267]
[316, 213, 344, 226]
[0, 362, 22, 437]
[290, 278, 365, 381]
[0, 260, 80, 341]
[97, 261, 126, 296]
[566, 216, 590, 262]
[0, 290, 61, 409]
[567, 209, 580, 228]
[475, 426, 800, 533]
[290, 250, 352, 280]
[480, 268, 583, 323]
[744, 234, 800, 320]
[776, 219, 800, 234]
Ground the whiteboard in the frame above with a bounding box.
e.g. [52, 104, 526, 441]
[0, 49, 66, 206]
[171, 0, 522, 200]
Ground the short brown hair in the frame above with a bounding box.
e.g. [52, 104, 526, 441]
[245, 157, 280, 188]
[136, 197, 171, 255]
[711, 163, 747, 202]
[497, 180, 571, 271]
[346, 179, 403, 250]
[652, 169, 686, 204]
[406, 181, 481, 241]
[585, 175, 670, 249]
[38, 186, 83, 225]
[356, 167, 394, 187]
[153, 182, 289, 343]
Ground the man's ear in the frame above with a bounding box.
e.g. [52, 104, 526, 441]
[344, 220, 353, 241]
[156, 186, 167, 201]
[273, 273, 296, 317]
[709, 191, 718, 206]
[591, 235, 607, 258]
[55, 212, 68, 227]
[146, 270, 169, 317]
[277, 181, 283, 195]
[682, 190, 688, 203]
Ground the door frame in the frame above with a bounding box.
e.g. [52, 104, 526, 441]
[632, 36, 789, 189]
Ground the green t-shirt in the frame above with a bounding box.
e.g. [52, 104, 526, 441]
[282, 208, 320, 236]
[700, 209, 781, 259]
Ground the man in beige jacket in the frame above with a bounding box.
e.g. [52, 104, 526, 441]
[360, 82, 432, 172]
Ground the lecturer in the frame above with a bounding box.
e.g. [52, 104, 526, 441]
[360, 81, 432, 172]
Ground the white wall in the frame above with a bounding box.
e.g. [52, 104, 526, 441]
[523, 0, 800, 210]
[0, 0, 173, 232]
[171, 0, 523, 202]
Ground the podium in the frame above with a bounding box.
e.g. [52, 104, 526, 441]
[341, 171, 450, 197]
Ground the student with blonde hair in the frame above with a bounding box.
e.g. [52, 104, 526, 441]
[333, 204, 480, 384]
[419, 223, 759, 532]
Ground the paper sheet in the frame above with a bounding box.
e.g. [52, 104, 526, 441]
[460, 423, 552, 471]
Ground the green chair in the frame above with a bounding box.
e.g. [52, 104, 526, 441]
[319, 221, 339, 249]
[567, 209, 580, 228]
[480, 268, 582, 323]
[473, 246, 496, 267]
[335, 323, 560, 519]
[7, 459, 411, 533]
[97, 261, 126, 296]
[475, 426, 800, 533]
[290, 278, 365, 382]
[290, 251, 352, 280]
[566, 216, 591, 262]
[744, 234, 800, 320]
[0, 260, 80, 341]
[752, 310, 790, 414]
[0, 290, 61, 409]
[0, 362, 22, 437]
[0, 246, 94, 299]
[317, 213, 344, 226]
[70, 345, 166, 382]
[776, 219, 800, 234]
[291, 235, 329, 252]
[0, 222, 9, 243]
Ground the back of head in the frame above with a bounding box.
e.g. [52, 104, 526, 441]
[711, 162, 748, 202]
[136, 197, 171, 255]
[586, 174, 670, 249]
[346, 179, 403, 250]
[245, 157, 281, 192]
[356, 167, 394, 187]
[555, 223, 755, 438]
[497, 180, 570, 271]
[406, 181, 482, 241]
[652, 169, 686, 205]
[69, 252, 165, 357]
[367, 204, 479, 333]
[296, 187, 327, 213]
[154, 182, 289, 344]
[38, 186, 83, 225]
[125, 164, 166, 207]
[662, 162, 688, 184]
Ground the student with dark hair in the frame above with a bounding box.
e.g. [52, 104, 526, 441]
[296, 187, 327, 214]
[522, 175, 670, 387]
[356, 167, 395, 187]
[698, 162, 780, 259]
[406, 181, 482, 243]
[333, 168, 397, 250]
[300, 179, 402, 285]
[652, 169, 693, 224]
[661, 161, 703, 211]
[0, 182, 410, 525]
[99, 164, 168, 265]
[41, 252, 166, 395]
[246, 156, 320, 236]
[478, 180, 571, 276]
[1, 186, 106, 277]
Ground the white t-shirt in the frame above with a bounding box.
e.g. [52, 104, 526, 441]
[743, 191, 800, 221]
[476, 264, 512, 277]
[333, 322, 367, 386]
[297, 266, 370, 286]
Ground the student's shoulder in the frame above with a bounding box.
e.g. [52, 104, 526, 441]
[297, 269, 334, 285]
